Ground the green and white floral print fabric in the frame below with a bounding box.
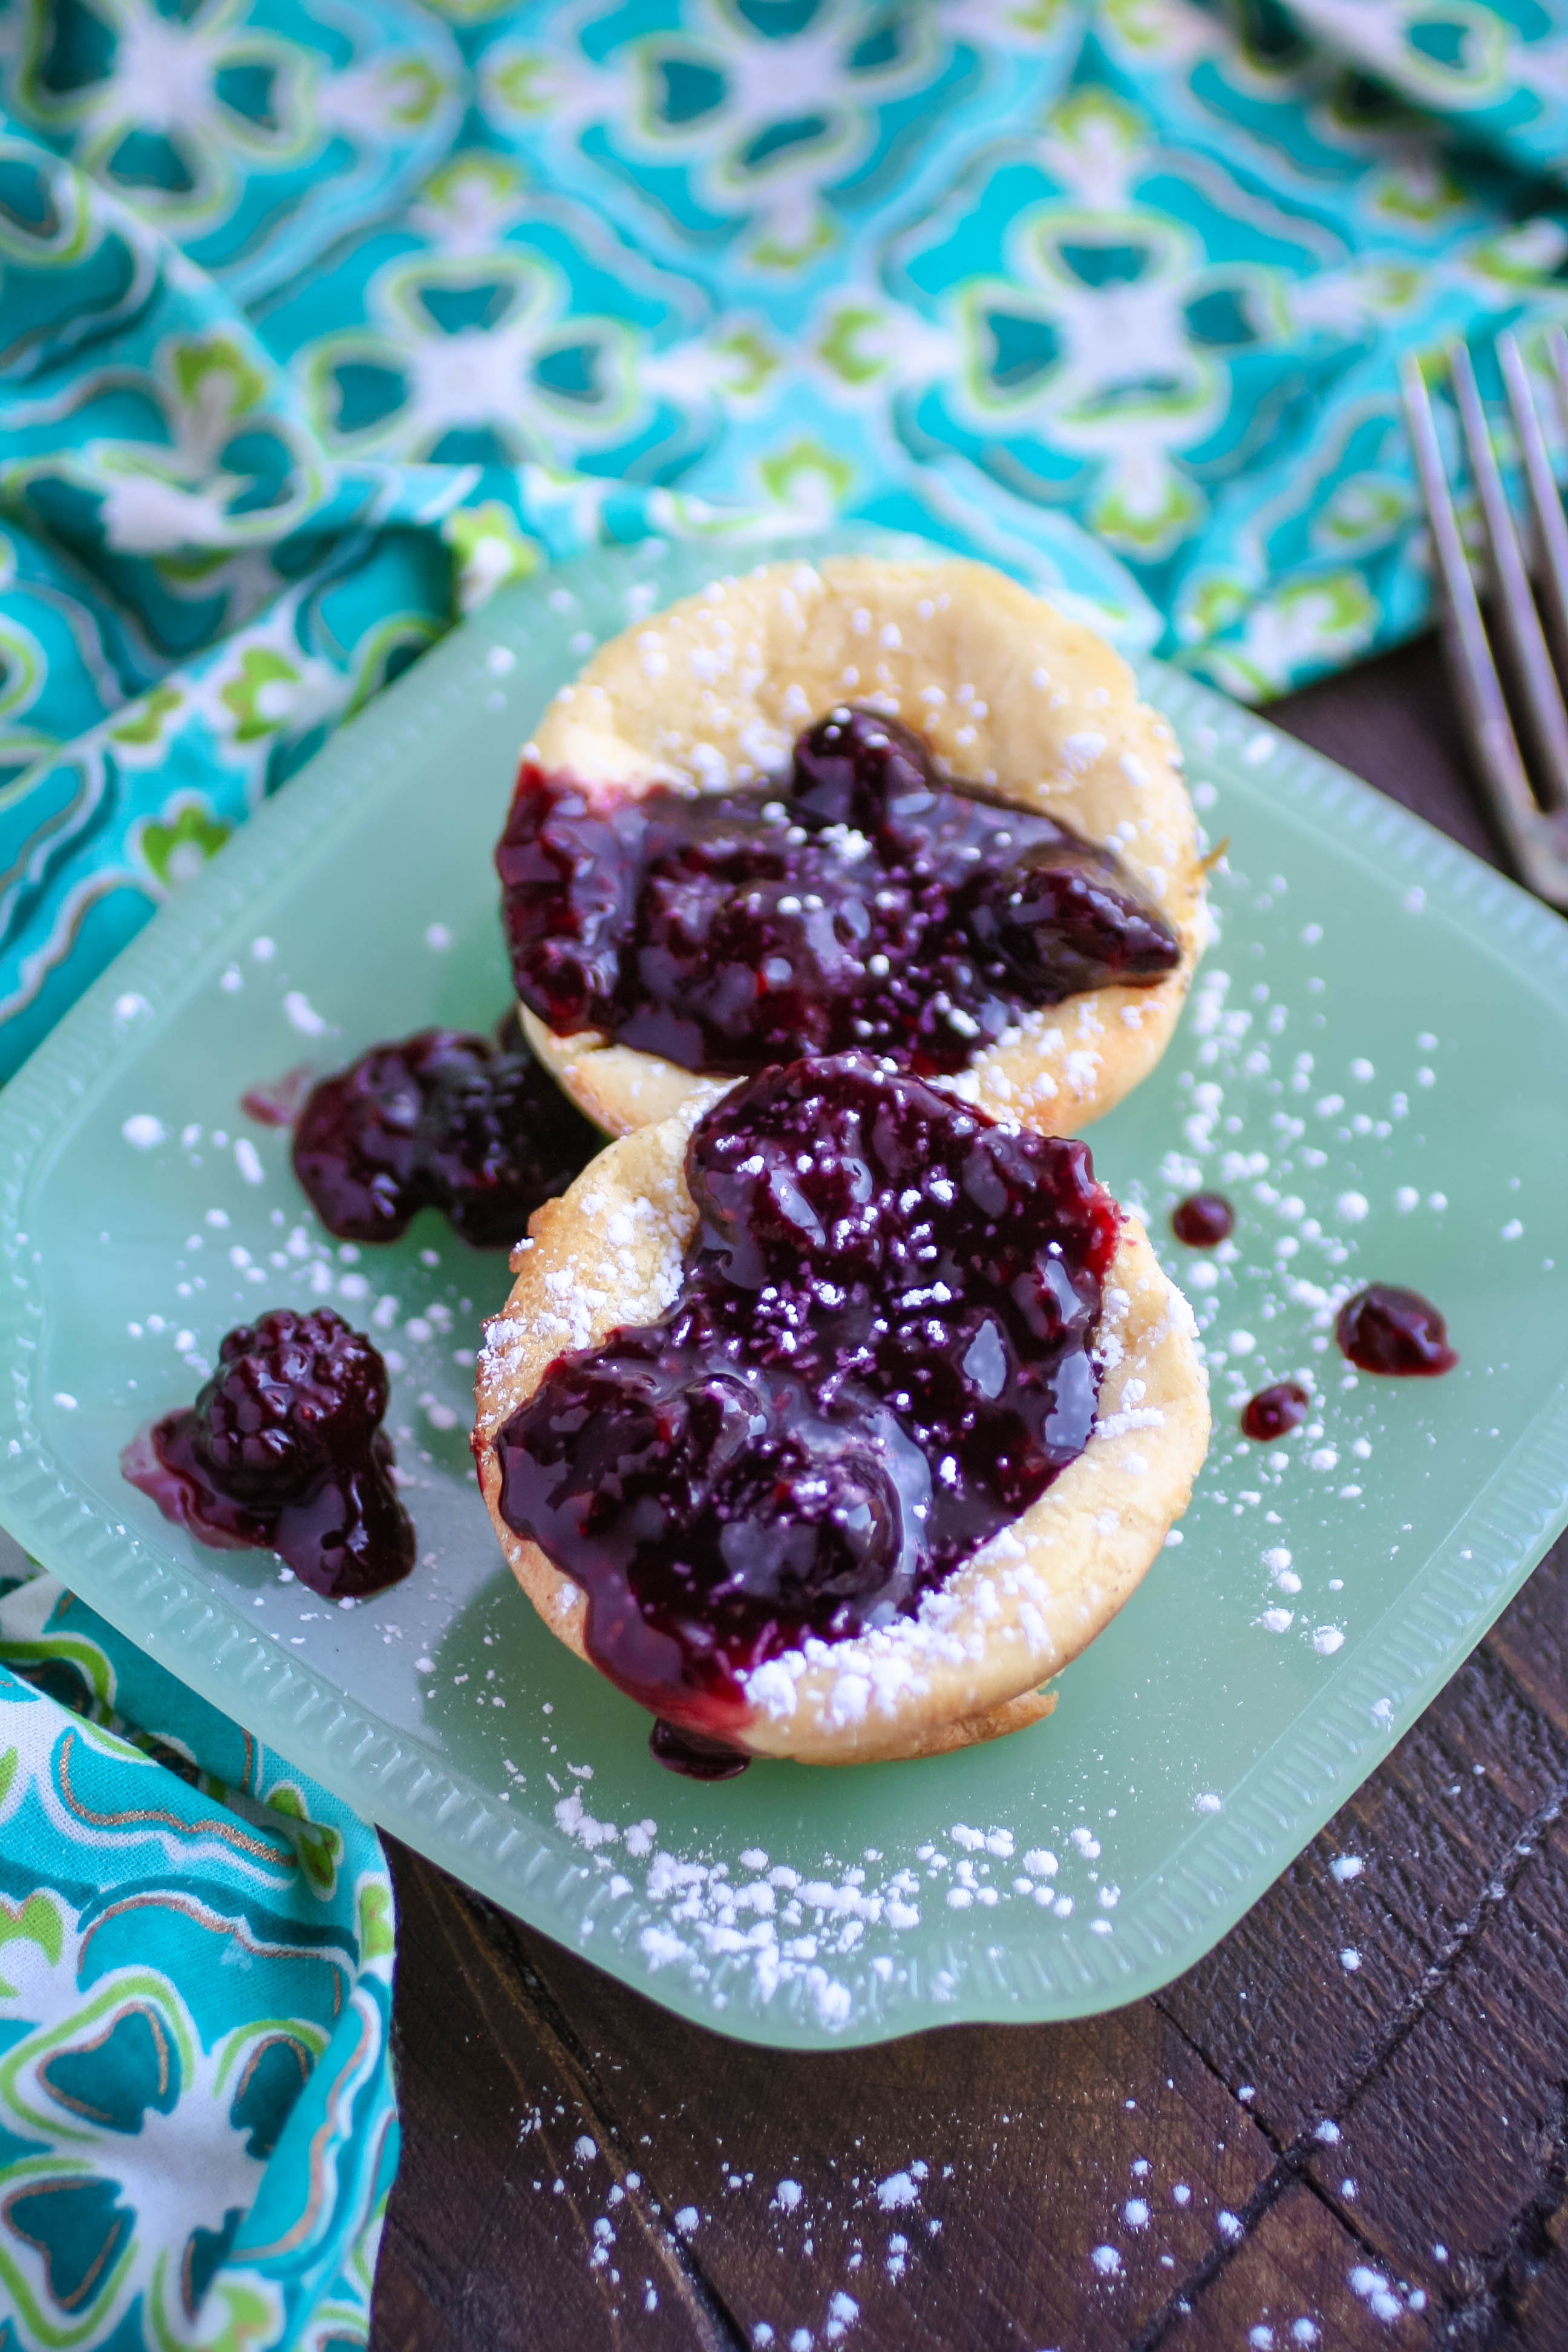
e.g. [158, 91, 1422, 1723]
[0, 1547, 396, 2351]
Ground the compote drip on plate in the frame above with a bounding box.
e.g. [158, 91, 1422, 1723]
[292, 1022, 601, 1247]
[649, 1720, 751, 1780]
[491, 1053, 1120, 1741]
[1172, 1192, 1233, 1247]
[1241, 1382, 1310, 1441]
[1336, 1285, 1457, 1376]
[498, 706, 1180, 1079]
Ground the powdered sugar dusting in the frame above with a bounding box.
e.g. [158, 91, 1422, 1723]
[85, 573, 1521, 2082]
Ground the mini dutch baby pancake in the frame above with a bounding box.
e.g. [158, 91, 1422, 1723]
[497, 555, 1205, 1139]
[473, 1053, 1209, 1769]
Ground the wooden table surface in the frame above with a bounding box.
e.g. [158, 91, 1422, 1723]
[370, 635, 1568, 2352]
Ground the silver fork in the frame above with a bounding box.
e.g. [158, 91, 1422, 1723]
[1401, 328, 1568, 907]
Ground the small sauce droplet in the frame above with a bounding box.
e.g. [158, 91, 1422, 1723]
[240, 1065, 318, 1128]
[1336, 1284, 1457, 1376]
[1172, 1192, 1233, 1247]
[1241, 1382, 1310, 1441]
[650, 1720, 750, 1780]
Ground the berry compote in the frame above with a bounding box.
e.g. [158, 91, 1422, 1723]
[648, 1719, 751, 1780]
[497, 705, 1180, 1079]
[1336, 1285, 1457, 1377]
[1172, 1192, 1233, 1247]
[490, 1053, 1121, 1742]
[292, 1025, 601, 1247]
[122, 1308, 415, 1598]
[1241, 1382, 1309, 1441]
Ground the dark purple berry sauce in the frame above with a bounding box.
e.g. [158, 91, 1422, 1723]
[1336, 1285, 1457, 1377]
[122, 1308, 415, 1599]
[292, 1025, 601, 1249]
[1241, 1382, 1310, 1442]
[497, 705, 1180, 1080]
[491, 1053, 1120, 1739]
[649, 1719, 751, 1780]
[1172, 1192, 1234, 1247]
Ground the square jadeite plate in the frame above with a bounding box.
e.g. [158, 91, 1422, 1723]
[3, 531, 1567, 2051]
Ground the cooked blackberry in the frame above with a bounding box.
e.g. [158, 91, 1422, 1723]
[123, 1308, 415, 1599]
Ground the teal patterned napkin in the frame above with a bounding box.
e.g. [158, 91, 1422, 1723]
[0, 1543, 396, 2350]
[2, 4, 1567, 2346]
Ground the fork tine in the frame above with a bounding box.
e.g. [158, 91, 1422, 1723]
[1400, 353, 1541, 845]
[1549, 321, 1568, 443]
[1449, 337, 1568, 808]
[1498, 328, 1568, 704]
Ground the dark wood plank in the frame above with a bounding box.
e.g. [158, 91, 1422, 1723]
[505, 1910, 1273, 2352]
[1159, 1624, 1568, 2148]
[1159, 2183, 1435, 2347]
[1487, 1532, 1568, 1749]
[1511, 2204, 1568, 2350]
[376, 1846, 746, 2351]
[1304, 1805, 1568, 2327]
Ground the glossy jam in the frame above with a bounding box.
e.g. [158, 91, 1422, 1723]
[292, 1027, 601, 1248]
[1241, 1382, 1310, 1441]
[1172, 1192, 1234, 1247]
[649, 1720, 751, 1780]
[1336, 1285, 1457, 1377]
[492, 1053, 1120, 1737]
[122, 1308, 414, 1598]
[497, 706, 1180, 1079]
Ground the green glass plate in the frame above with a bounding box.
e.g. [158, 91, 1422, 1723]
[2, 534, 1567, 2051]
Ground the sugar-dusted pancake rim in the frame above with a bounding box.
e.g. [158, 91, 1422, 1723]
[514, 554, 1206, 1140]
[474, 1103, 1210, 1766]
